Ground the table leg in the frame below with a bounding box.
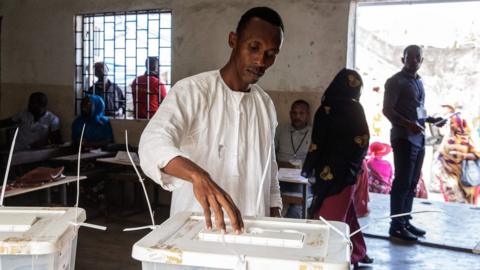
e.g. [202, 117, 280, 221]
[61, 184, 67, 205]
[46, 188, 52, 205]
[302, 183, 307, 219]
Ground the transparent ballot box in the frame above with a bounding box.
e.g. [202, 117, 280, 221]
[132, 212, 350, 270]
[0, 207, 86, 270]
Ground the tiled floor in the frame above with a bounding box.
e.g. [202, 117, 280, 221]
[358, 193, 480, 270]
[359, 193, 480, 251]
[363, 237, 479, 270]
[75, 194, 480, 270]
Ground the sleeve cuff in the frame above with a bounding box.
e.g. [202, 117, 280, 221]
[270, 194, 283, 210]
[139, 146, 191, 191]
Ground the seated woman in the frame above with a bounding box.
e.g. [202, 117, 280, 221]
[433, 113, 480, 204]
[72, 95, 113, 150]
[302, 68, 372, 268]
[367, 142, 393, 194]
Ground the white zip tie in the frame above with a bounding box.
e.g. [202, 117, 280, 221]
[70, 221, 107, 231]
[75, 124, 85, 207]
[318, 216, 354, 255]
[123, 130, 156, 232]
[0, 127, 19, 206]
[72, 123, 106, 231]
[123, 225, 156, 232]
[349, 210, 443, 237]
[74, 124, 86, 226]
[319, 215, 352, 243]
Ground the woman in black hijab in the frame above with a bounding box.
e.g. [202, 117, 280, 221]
[302, 68, 372, 267]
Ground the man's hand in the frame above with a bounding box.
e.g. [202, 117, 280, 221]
[161, 156, 244, 234]
[270, 207, 282, 217]
[432, 117, 446, 127]
[191, 171, 244, 234]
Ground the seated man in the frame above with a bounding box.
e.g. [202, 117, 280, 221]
[0, 92, 62, 150]
[87, 62, 125, 117]
[275, 99, 312, 218]
[131, 57, 167, 119]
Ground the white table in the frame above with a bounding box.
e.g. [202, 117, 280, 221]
[277, 168, 309, 219]
[52, 151, 114, 161]
[4, 175, 87, 205]
[96, 157, 139, 166]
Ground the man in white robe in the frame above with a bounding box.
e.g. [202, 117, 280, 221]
[139, 7, 284, 233]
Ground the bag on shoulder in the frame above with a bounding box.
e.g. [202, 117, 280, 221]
[460, 159, 480, 187]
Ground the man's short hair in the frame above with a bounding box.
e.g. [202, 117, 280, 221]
[403, 45, 422, 57]
[29, 92, 48, 107]
[236, 7, 284, 35]
[94, 62, 107, 71]
[146, 57, 159, 69]
[291, 99, 310, 111]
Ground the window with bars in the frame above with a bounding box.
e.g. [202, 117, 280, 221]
[74, 10, 172, 119]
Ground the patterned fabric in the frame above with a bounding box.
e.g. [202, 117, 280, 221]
[367, 157, 393, 194]
[433, 114, 480, 204]
[302, 68, 370, 217]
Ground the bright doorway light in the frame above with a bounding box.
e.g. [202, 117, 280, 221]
[354, 0, 480, 203]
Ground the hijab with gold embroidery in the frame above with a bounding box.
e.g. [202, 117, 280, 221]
[302, 68, 370, 217]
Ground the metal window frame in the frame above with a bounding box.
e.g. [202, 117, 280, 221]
[74, 9, 172, 120]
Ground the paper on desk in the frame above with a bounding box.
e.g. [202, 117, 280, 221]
[278, 168, 306, 181]
[115, 151, 140, 164]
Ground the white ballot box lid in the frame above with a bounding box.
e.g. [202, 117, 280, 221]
[0, 207, 86, 255]
[132, 212, 350, 270]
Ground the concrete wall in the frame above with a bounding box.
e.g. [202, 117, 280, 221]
[0, 0, 352, 145]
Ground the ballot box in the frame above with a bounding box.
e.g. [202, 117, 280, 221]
[0, 207, 86, 270]
[132, 212, 350, 270]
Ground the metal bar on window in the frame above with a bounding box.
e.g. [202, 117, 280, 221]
[75, 10, 171, 120]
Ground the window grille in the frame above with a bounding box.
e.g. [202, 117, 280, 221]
[74, 10, 172, 119]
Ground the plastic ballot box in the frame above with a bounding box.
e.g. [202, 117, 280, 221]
[132, 212, 350, 270]
[0, 207, 86, 270]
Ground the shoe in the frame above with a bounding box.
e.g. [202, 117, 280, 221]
[360, 254, 374, 264]
[389, 226, 418, 242]
[405, 223, 426, 236]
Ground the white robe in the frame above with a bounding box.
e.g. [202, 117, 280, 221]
[139, 70, 282, 217]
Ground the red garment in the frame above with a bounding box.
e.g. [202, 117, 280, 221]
[131, 74, 167, 119]
[354, 160, 370, 217]
[314, 185, 367, 265]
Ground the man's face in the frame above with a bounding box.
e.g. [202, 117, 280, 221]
[229, 18, 283, 85]
[290, 104, 309, 130]
[28, 102, 46, 119]
[402, 48, 423, 74]
[94, 64, 107, 79]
